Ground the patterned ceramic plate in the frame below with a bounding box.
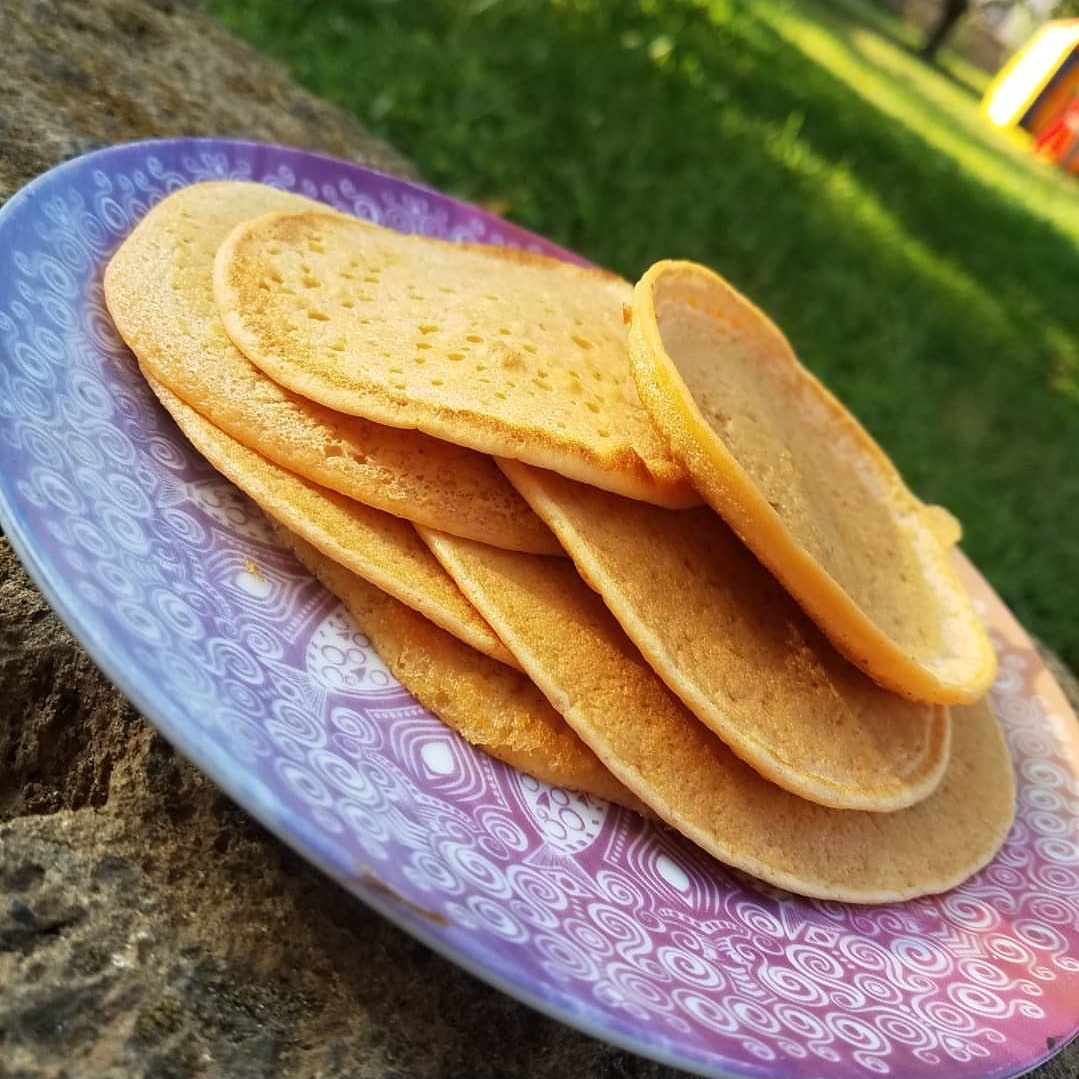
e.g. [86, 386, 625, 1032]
[1, 139, 1078, 1079]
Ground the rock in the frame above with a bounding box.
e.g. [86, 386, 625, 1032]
[0, 0, 414, 205]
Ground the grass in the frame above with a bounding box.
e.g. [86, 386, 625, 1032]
[202, 0, 1079, 674]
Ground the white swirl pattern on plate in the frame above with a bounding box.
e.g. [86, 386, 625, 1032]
[1, 140, 1078, 1079]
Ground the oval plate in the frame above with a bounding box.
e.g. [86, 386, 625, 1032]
[1, 138, 1078, 1079]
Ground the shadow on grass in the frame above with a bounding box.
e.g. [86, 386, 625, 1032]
[204, 0, 1079, 665]
[811, 0, 996, 96]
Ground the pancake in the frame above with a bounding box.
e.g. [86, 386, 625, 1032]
[421, 533, 1015, 903]
[103, 180, 560, 555]
[143, 371, 517, 668]
[627, 259, 997, 706]
[497, 461, 950, 811]
[213, 207, 697, 508]
[274, 524, 641, 810]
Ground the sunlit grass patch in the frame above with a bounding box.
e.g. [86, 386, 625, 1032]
[759, 0, 1079, 240]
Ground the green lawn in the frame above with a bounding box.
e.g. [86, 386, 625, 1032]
[202, 0, 1079, 674]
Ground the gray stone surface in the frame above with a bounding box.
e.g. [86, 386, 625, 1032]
[0, 2, 1077, 1077]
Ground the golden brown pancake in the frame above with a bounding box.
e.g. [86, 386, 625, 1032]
[421, 533, 1015, 903]
[274, 524, 642, 810]
[143, 371, 517, 668]
[103, 180, 559, 555]
[497, 461, 950, 811]
[213, 208, 697, 508]
[627, 259, 997, 706]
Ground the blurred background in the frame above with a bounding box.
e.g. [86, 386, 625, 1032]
[201, 0, 1079, 675]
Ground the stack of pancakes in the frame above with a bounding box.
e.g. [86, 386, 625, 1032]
[103, 181, 1013, 904]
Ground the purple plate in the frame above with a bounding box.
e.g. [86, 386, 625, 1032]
[1, 138, 1078, 1079]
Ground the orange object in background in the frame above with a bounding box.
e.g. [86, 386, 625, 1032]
[1033, 96, 1079, 172]
[982, 20, 1079, 139]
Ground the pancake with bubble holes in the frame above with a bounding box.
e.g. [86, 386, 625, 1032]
[627, 259, 997, 706]
[213, 207, 698, 509]
[273, 523, 643, 811]
[498, 460, 951, 812]
[103, 180, 560, 556]
[143, 370, 517, 669]
[420, 531, 1015, 904]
